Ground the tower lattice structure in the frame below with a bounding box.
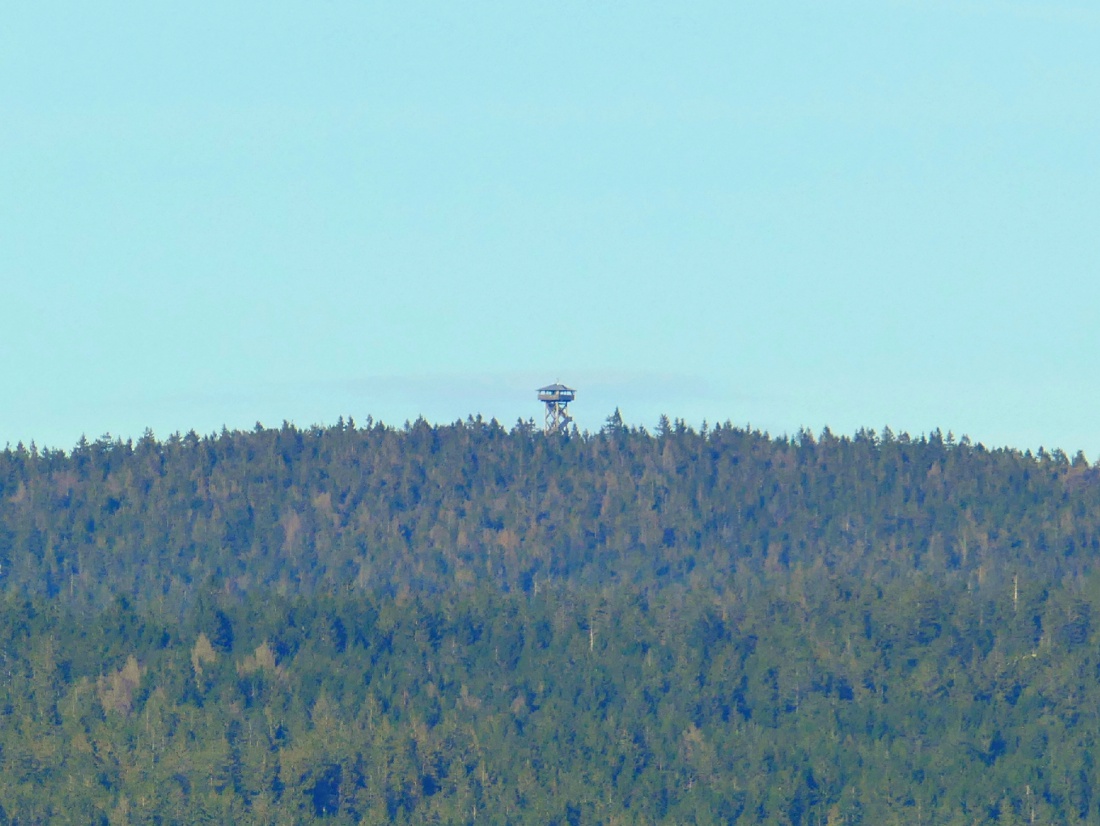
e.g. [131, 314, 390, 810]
[537, 383, 576, 434]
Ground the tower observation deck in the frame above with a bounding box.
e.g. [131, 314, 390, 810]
[538, 383, 576, 434]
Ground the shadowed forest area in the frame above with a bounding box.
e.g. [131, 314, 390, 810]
[2, 415, 1100, 823]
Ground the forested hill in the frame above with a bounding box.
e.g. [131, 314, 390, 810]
[2, 416, 1098, 606]
[3, 417, 1100, 823]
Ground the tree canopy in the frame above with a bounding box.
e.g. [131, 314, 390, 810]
[1, 417, 1098, 822]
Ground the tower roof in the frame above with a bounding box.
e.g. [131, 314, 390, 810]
[538, 383, 575, 393]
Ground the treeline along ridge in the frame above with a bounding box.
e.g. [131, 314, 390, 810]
[0, 415, 1099, 823]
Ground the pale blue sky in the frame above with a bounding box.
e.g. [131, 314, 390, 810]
[3, 2, 1099, 454]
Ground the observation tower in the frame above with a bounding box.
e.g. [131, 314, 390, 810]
[537, 383, 576, 434]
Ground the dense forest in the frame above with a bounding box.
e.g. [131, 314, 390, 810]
[2, 414, 1100, 823]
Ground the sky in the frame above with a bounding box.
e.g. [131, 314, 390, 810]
[2, 1, 1099, 455]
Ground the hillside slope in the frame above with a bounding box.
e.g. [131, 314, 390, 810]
[1, 418, 1098, 823]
